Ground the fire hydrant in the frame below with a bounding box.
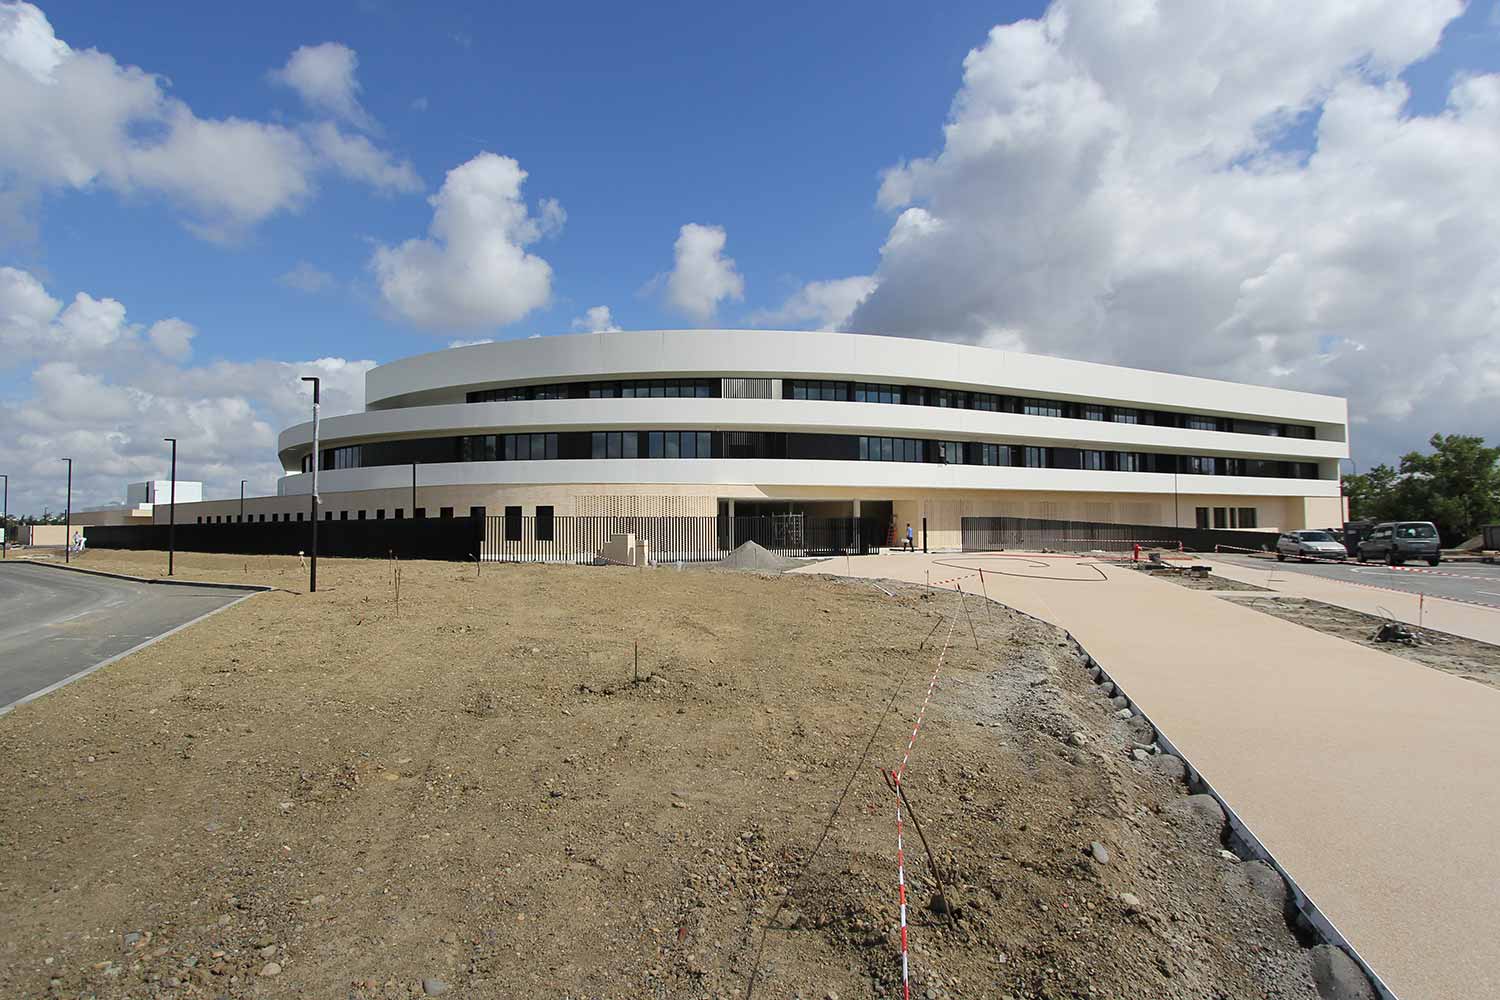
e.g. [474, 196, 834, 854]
[1133, 543, 1141, 563]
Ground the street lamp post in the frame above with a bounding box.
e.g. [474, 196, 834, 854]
[240, 479, 246, 523]
[61, 458, 72, 564]
[301, 376, 321, 592]
[1, 473, 8, 559]
[411, 463, 417, 517]
[164, 438, 177, 576]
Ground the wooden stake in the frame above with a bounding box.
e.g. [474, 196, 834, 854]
[957, 584, 979, 650]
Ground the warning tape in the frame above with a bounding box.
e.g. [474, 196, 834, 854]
[892, 615, 956, 1000]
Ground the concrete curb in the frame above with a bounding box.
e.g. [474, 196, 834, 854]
[0, 589, 263, 718]
[1064, 633, 1397, 1000]
[4, 558, 271, 592]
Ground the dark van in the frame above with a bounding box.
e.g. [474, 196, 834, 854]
[1356, 522, 1441, 566]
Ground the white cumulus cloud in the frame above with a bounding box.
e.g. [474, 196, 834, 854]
[0, 3, 418, 240]
[754, 276, 877, 331]
[571, 305, 621, 333]
[0, 266, 371, 513]
[370, 152, 560, 330]
[844, 0, 1498, 464]
[665, 223, 743, 322]
[270, 42, 373, 130]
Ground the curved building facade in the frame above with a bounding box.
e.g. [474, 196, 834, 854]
[256, 330, 1348, 547]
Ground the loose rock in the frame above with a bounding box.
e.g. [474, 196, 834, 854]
[1090, 841, 1110, 864]
[423, 978, 450, 996]
[1309, 944, 1377, 1000]
[258, 961, 281, 977]
[1119, 892, 1145, 914]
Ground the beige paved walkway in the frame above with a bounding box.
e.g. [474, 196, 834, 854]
[797, 552, 1500, 1000]
[1206, 555, 1500, 645]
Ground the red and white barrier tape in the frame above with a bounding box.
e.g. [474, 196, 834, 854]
[892, 615, 956, 1000]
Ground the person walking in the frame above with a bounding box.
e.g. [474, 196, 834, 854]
[903, 522, 915, 552]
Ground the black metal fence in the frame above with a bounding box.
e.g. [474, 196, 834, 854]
[83, 517, 484, 561]
[961, 515, 1279, 554]
[481, 514, 884, 564]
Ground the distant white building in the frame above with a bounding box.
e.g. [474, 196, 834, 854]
[127, 480, 203, 505]
[73, 480, 204, 526]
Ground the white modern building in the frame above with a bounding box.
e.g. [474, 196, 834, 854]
[232, 330, 1345, 549]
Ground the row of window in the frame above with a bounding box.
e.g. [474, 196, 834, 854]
[304, 430, 1322, 480]
[457, 375, 1317, 440]
[195, 507, 459, 524]
[1196, 506, 1259, 529]
[467, 379, 719, 403]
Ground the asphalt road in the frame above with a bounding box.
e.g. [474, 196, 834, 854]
[1215, 553, 1500, 609]
[0, 562, 253, 712]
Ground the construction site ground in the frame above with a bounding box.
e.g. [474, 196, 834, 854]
[0, 551, 1330, 1000]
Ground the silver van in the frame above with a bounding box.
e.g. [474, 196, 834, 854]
[1356, 521, 1441, 566]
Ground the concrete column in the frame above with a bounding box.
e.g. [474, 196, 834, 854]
[852, 499, 861, 518]
[728, 498, 735, 548]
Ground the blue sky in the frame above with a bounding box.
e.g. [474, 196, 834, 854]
[3, 1, 1500, 511]
[14, 0, 1024, 363]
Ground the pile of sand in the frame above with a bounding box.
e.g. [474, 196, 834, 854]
[714, 540, 800, 573]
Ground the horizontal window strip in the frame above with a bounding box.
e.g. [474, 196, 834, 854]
[313, 431, 1322, 481]
[461, 375, 1317, 441]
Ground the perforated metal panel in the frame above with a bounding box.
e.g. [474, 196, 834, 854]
[576, 494, 715, 517]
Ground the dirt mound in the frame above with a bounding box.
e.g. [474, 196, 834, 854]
[714, 539, 800, 573]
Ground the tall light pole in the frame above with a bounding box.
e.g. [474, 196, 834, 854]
[164, 438, 177, 576]
[301, 376, 320, 592]
[1, 473, 8, 559]
[61, 458, 72, 564]
[240, 479, 246, 523]
[411, 462, 417, 517]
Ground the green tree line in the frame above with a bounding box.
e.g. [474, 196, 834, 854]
[1343, 434, 1500, 545]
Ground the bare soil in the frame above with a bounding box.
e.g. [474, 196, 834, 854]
[1137, 567, 1271, 592]
[1, 551, 1328, 999]
[1223, 594, 1500, 691]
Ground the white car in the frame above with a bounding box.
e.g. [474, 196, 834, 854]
[1276, 530, 1348, 562]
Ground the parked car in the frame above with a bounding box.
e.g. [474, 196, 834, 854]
[1356, 521, 1441, 566]
[1276, 530, 1348, 561]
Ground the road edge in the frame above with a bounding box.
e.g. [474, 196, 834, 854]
[2, 558, 271, 592]
[0, 589, 264, 718]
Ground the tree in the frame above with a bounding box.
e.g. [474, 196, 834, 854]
[1346, 434, 1500, 544]
[1397, 434, 1500, 545]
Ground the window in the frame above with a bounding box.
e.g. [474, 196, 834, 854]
[504, 505, 522, 541]
[853, 383, 902, 405]
[1284, 425, 1314, 439]
[932, 389, 968, 408]
[858, 436, 922, 462]
[301, 454, 312, 473]
[340, 511, 349, 520]
[648, 431, 664, 458]
[1082, 450, 1107, 470]
[259, 513, 267, 523]
[414, 507, 426, 519]
[1083, 404, 1106, 421]
[323, 445, 361, 470]
[1195, 507, 1210, 529]
[972, 393, 999, 411]
[1214, 507, 1228, 529]
[395, 508, 404, 519]
[1022, 447, 1046, 468]
[536, 505, 554, 541]
[1185, 415, 1220, 431]
[440, 506, 454, 519]
[1023, 399, 1063, 417]
[1117, 452, 1142, 472]
[357, 510, 367, 520]
[470, 506, 486, 519]
[376, 509, 385, 520]
[271, 513, 279, 522]
[1397, 523, 1437, 539]
[296, 512, 304, 522]
[195, 516, 202, 524]
[1111, 408, 1140, 424]
[937, 441, 964, 464]
[973, 443, 1006, 466]
[788, 380, 848, 401]
[324, 511, 333, 521]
